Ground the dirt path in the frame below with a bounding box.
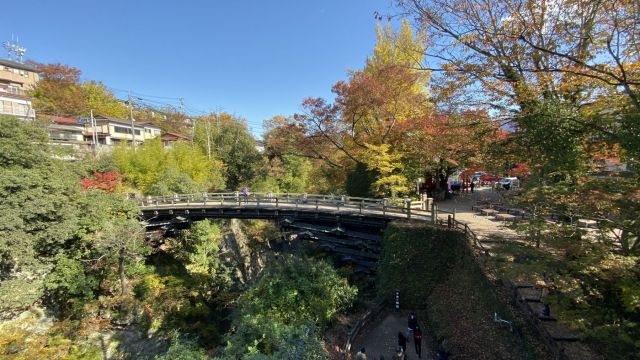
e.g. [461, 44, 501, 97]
[436, 187, 523, 243]
[351, 311, 433, 360]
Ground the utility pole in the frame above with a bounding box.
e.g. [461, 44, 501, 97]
[216, 110, 221, 152]
[90, 109, 97, 156]
[205, 115, 212, 159]
[191, 117, 196, 149]
[128, 90, 136, 149]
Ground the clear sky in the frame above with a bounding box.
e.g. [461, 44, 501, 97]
[2, 0, 396, 135]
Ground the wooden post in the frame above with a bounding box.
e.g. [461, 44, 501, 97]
[407, 199, 412, 219]
[383, 198, 388, 216]
[360, 200, 364, 214]
[431, 201, 436, 224]
[316, 199, 319, 212]
[276, 197, 279, 208]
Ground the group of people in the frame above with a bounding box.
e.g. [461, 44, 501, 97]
[356, 312, 449, 360]
[395, 312, 423, 359]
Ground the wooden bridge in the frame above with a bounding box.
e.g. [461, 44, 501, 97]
[138, 192, 459, 272]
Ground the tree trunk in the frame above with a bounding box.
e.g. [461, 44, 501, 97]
[119, 248, 127, 296]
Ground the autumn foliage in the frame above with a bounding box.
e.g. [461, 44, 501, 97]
[80, 172, 121, 192]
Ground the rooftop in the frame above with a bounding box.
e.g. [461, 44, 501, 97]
[94, 115, 161, 129]
[0, 59, 38, 72]
[45, 115, 78, 125]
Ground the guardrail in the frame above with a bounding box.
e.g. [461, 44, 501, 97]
[138, 192, 432, 220]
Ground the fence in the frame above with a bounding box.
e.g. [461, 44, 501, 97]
[139, 192, 433, 221]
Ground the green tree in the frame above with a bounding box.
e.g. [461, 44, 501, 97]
[82, 81, 129, 118]
[194, 113, 262, 190]
[0, 116, 81, 311]
[113, 139, 225, 194]
[222, 255, 356, 357]
[94, 218, 148, 296]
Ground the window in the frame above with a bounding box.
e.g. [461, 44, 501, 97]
[2, 100, 11, 114]
[113, 126, 141, 135]
[7, 86, 22, 95]
[14, 103, 28, 115]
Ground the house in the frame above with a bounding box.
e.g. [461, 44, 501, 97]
[0, 59, 38, 120]
[84, 115, 162, 146]
[161, 132, 191, 148]
[45, 115, 88, 149]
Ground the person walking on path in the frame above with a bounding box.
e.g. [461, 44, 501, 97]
[413, 325, 423, 358]
[392, 347, 405, 360]
[397, 332, 407, 355]
[407, 312, 418, 340]
[470, 180, 475, 193]
[356, 347, 367, 360]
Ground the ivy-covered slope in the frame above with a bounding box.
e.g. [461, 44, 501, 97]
[377, 222, 541, 360]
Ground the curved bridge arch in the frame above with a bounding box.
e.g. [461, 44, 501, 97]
[139, 193, 435, 272]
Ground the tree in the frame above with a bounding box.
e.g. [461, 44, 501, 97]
[29, 63, 86, 116]
[222, 255, 356, 357]
[95, 218, 147, 296]
[82, 81, 129, 118]
[395, 0, 639, 154]
[400, 111, 496, 198]
[80, 171, 122, 192]
[194, 113, 262, 190]
[0, 116, 82, 312]
[361, 143, 409, 197]
[29, 63, 132, 119]
[112, 139, 225, 195]
[265, 22, 432, 195]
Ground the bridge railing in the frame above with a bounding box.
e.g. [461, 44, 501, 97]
[138, 192, 431, 220]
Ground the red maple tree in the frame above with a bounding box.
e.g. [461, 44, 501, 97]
[80, 172, 121, 192]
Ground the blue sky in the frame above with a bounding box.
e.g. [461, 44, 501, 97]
[2, 0, 396, 135]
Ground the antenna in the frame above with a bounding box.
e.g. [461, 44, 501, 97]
[2, 36, 27, 62]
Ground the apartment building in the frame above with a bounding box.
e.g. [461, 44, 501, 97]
[0, 59, 38, 120]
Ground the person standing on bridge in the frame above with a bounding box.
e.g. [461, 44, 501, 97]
[241, 187, 250, 203]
